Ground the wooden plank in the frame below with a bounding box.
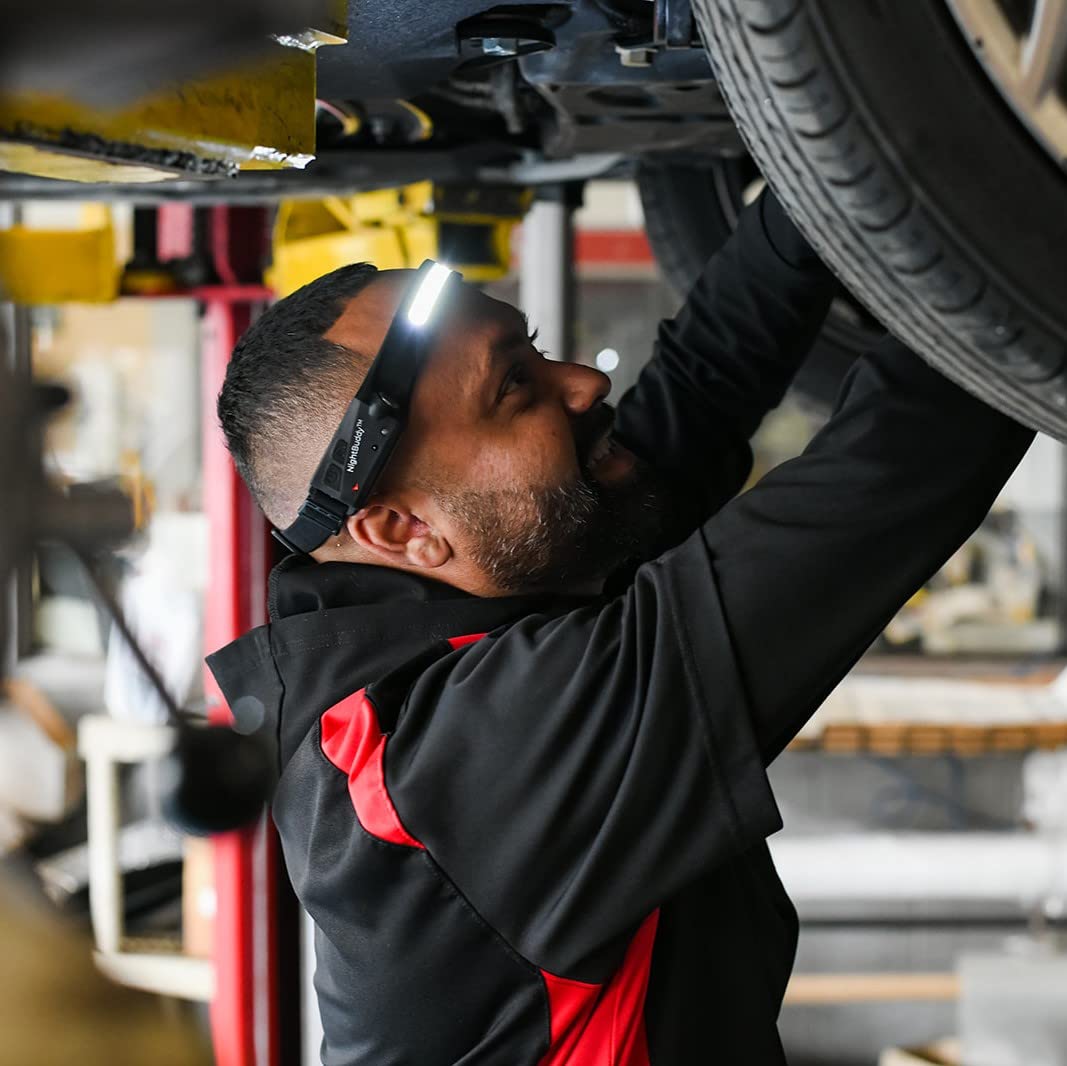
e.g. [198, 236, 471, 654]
[785, 972, 960, 1005]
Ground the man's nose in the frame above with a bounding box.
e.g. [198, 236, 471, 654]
[556, 361, 611, 415]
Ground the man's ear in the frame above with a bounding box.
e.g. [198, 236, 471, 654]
[345, 503, 452, 570]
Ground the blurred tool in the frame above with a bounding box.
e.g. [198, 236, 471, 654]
[0, 354, 273, 836]
[0, 866, 212, 1064]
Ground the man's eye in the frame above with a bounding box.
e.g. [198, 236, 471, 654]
[501, 364, 531, 396]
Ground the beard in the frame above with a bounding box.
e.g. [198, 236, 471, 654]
[433, 429, 676, 594]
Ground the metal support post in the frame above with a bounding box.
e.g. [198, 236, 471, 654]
[518, 183, 582, 363]
[1060, 449, 1067, 653]
[2, 202, 33, 674]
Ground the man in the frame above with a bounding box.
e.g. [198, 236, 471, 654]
[208, 191, 1032, 1064]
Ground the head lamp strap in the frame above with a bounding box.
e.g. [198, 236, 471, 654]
[273, 260, 458, 555]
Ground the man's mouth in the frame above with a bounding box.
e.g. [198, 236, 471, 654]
[585, 431, 618, 470]
[577, 403, 637, 483]
[584, 427, 637, 484]
[578, 404, 617, 469]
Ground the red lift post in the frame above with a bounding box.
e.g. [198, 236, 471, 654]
[194, 206, 287, 1066]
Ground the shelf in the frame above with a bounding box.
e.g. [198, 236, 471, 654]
[789, 660, 1067, 755]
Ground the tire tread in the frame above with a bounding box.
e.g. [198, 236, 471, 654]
[692, 0, 1067, 427]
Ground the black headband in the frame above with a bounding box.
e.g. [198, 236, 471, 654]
[273, 260, 460, 554]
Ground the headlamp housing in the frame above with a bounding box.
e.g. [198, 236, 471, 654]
[274, 259, 459, 555]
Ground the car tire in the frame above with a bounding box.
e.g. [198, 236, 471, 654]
[692, 0, 1067, 438]
[636, 155, 882, 411]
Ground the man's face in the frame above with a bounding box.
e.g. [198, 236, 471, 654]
[325, 272, 673, 595]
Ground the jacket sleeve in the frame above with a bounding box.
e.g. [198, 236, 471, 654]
[612, 189, 837, 539]
[386, 337, 1033, 981]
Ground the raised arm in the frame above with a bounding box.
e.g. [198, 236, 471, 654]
[613, 189, 837, 533]
[699, 336, 1034, 762]
[386, 337, 1032, 975]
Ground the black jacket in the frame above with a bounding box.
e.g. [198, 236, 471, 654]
[208, 195, 1034, 1065]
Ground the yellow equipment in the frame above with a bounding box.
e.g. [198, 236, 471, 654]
[0, 9, 347, 187]
[0, 205, 119, 304]
[267, 182, 533, 296]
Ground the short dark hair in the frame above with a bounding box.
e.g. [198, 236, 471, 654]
[217, 262, 379, 527]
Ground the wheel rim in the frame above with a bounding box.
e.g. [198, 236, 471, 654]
[946, 0, 1067, 168]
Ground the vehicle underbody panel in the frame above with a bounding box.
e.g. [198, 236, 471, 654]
[0, 0, 738, 200]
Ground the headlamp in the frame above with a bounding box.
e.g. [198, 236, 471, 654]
[273, 259, 460, 555]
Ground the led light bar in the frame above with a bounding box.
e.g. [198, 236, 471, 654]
[273, 259, 461, 554]
[406, 262, 454, 327]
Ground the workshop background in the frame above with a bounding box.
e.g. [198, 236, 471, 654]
[3, 180, 1066, 1066]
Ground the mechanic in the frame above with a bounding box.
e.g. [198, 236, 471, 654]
[207, 190, 1033, 1065]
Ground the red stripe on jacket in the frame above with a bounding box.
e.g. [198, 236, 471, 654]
[538, 910, 660, 1066]
[323, 632, 658, 1065]
[320, 689, 424, 849]
[317, 634, 483, 842]
[448, 632, 488, 649]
